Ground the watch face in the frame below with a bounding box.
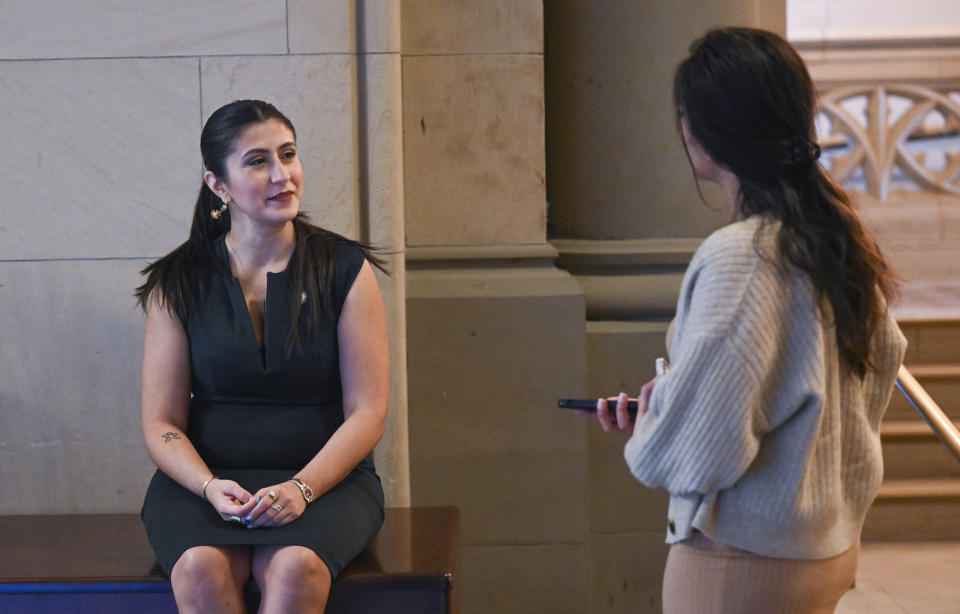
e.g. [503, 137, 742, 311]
[292, 478, 314, 502]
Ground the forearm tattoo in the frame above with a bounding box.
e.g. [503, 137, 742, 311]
[161, 432, 182, 443]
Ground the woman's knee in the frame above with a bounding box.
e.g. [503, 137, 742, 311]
[172, 546, 239, 591]
[170, 546, 250, 612]
[262, 546, 331, 591]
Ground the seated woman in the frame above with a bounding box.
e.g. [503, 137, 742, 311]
[593, 28, 906, 614]
[136, 99, 389, 614]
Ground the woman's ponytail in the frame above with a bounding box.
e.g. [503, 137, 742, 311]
[187, 182, 230, 267]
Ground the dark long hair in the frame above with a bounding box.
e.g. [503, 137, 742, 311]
[135, 99, 384, 351]
[674, 27, 895, 377]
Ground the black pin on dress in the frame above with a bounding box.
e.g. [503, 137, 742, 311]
[141, 236, 384, 577]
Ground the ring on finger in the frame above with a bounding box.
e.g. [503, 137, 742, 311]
[267, 491, 277, 500]
[228, 515, 243, 524]
[270, 502, 284, 513]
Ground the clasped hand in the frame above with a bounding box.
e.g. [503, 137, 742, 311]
[204, 479, 307, 528]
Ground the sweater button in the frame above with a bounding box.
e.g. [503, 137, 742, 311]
[667, 520, 676, 535]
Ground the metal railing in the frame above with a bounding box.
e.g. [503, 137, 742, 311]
[896, 365, 960, 463]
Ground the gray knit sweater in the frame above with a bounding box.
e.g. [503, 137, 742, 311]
[624, 215, 906, 559]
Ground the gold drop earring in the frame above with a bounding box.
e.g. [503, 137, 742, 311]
[211, 196, 229, 220]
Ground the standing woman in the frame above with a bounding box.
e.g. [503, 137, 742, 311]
[136, 100, 389, 613]
[595, 29, 906, 613]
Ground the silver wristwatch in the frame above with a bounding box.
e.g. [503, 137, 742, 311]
[288, 477, 315, 503]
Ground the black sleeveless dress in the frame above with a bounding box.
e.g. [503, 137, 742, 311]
[141, 236, 384, 577]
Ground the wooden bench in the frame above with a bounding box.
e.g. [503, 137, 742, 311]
[0, 506, 459, 614]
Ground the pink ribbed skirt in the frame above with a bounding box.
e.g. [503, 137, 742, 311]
[662, 532, 859, 614]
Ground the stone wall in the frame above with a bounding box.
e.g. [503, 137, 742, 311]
[789, 0, 960, 40]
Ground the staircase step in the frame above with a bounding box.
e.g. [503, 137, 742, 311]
[882, 419, 953, 438]
[881, 420, 960, 479]
[877, 478, 960, 499]
[864, 479, 960, 541]
[884, 363, 960, 421]
[905, 364, 960, 378]
[897, 318, 960, 364]
[867, 315, 960, 541]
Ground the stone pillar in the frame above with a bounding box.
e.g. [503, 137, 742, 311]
[400, 2, 591, 612]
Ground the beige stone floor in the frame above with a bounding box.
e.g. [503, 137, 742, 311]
[836, 542, 960, 613]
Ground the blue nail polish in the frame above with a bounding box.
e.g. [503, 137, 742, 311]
[244, 516, 251, 522]
[255, 496, 261, 504]
[246, 524, 252, 529]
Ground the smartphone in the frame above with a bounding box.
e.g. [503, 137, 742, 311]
[558, 398, 638, 420]
[559, 357, 667, 420]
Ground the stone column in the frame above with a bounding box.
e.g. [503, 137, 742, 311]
[400, 2, 590, 612]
